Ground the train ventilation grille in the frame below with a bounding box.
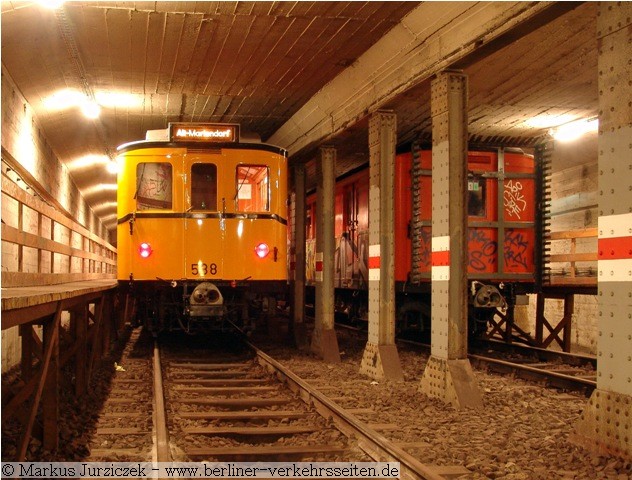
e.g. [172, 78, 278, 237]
[535, 141, 553, 289]
[187, 148, 221, 155]
[410, 141, 424, 285]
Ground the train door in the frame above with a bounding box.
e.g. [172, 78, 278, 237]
[354, 176, 369, 288]
[340, 182, 360, 288]
[334, 187, 349, 288]
[183, 153, 225, 281]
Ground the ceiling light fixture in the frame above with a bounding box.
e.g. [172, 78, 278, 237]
[43, 89, 101, 118]
[550, 117, 599, 142]
[38, 0, 65, 9]
[106, 159, 119, 174]
[81, 100, 101, 119]
[67, 154, 109, 171]
[524, 113, 577, 130]
[42, 89, 84, 110]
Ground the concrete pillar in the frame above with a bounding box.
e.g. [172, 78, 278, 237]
[572, 3, 632, 460]
[359, 110, 404, 380]
[311, 147, 340, 362]
[290, 164, 309, 349]
[419, 71, 483, 409]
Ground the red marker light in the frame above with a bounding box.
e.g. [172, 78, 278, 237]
[139, 242, 153, 258]
[255, 243, 269, 259]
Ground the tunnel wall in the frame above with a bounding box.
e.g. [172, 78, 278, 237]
[1, 66, 113, 373]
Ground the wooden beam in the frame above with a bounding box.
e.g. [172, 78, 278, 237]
[17, 303, 61, 460]
[42, 313, 59, 451]
[72, 306, 88, 396]
[0, 163, 117, 256]
[88, 298, 106, 382]
[1, 224, 116, 265]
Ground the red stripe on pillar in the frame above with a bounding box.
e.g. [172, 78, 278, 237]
[368, 256, 380, 269]
[315, 261, 323, 272]
[598, 236, 632, 260]
[431, 250, 450, 266]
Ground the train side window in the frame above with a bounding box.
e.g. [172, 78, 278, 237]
[135, 162, 172, 210]
[191, 163, 217, 210]
[236, 165, 269, 212]
[468, 176, 486, 217]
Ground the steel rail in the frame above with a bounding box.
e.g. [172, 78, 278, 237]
[397, 337, 596, 395]
[472, 338, 597, 368]
[467, 353, 596, 395]
[247, 341, 446, 480]
[153, 340, 171, 462]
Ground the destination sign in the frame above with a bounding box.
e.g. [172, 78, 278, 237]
[169, 123, 239, 143]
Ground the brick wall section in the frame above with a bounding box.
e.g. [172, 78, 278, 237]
[1, 66, 109, 241]
[1, 67, 113, 373]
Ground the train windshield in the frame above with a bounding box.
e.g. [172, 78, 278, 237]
[135, 162, 173, 210]
[191, 163, 218, 210]
[235, 165, 269, 212]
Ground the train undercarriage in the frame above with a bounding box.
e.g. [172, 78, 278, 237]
[307, 280, 527, 340]
[119, 280, 286, 335]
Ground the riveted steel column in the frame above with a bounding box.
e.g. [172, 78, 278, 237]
[311, 147, 340, 362]
[419, 71, 482, 408]
[359, 110, 403, 380]
[572, 3, 632, 460]
[290, 163, 308, 349]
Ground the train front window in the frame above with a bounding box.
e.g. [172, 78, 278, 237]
[235, 165, 269, 212]
[191, 163, 217, 210]
[135, 162, 172, 210]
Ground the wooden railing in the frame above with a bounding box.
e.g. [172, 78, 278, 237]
[1, 174, 116, 288]
[545, 227, 597, 286]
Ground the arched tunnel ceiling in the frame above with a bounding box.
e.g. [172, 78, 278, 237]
[1, 1, 598, 236]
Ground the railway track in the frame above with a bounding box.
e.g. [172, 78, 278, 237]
[160, 337, 360, 462]
[156, 331, 469, 480]
[332, 322, 597, 395]
[395, 335, 597, 396]
[84, 327, 472, 478]
[468, 339, 597, 396]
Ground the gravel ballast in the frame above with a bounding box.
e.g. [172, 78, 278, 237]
[257, 327, 631, 480]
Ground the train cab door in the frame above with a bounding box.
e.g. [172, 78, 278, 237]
[351, 177, 369, 288]
[183, 153, 225, 281]
[338, 183, 358, 288]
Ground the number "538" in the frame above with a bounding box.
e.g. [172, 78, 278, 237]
[191, 263, 218, 275]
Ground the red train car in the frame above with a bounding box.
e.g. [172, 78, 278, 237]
[305, 148, 537, 335]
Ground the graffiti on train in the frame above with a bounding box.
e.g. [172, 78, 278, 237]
[417, 227, 433, 270]
[468, 229, 498, 272]
[504, 180, 528, 220]
[504, 230, 532, 271]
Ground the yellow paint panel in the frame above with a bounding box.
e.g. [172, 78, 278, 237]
[184, 218, 224, 279]
[223, 218, 287, 280]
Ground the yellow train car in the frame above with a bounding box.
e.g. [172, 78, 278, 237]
[117, 123, 288, 332]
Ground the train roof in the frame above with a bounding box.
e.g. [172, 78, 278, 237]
[116, 140, 287, 157]
[117, 125, 287, 156]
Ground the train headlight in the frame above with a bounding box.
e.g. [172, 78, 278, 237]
[139, 242, 153, 258]
[255, 243, 269, 259]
